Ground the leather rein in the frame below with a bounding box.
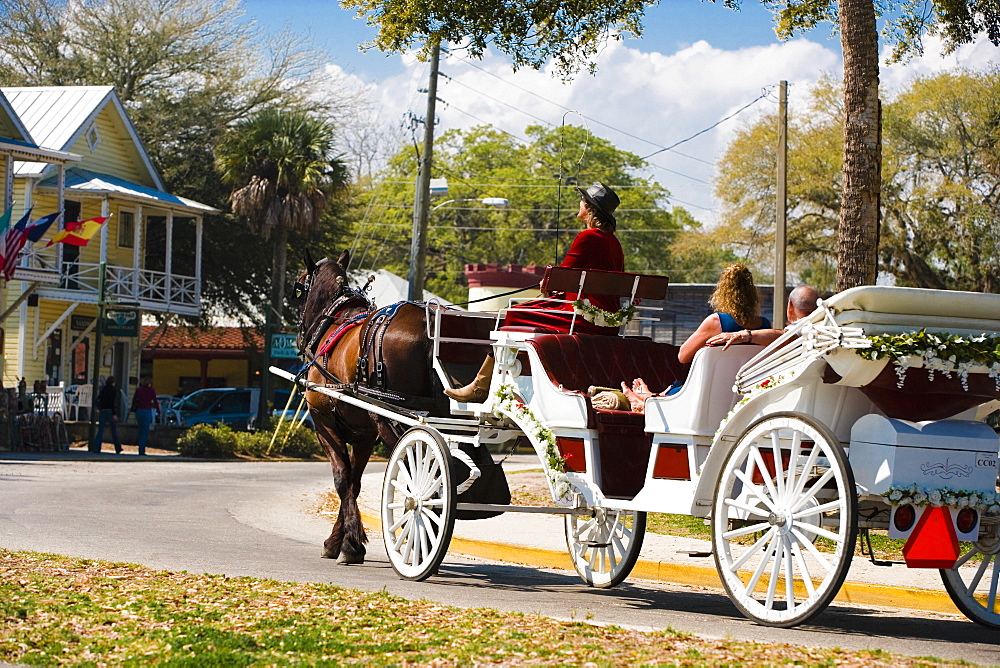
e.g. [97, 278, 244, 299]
[295, 262, 375, 385]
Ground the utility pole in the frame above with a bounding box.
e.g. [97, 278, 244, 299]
[773, 80, 788, 328]
[407, 38, 441, 302]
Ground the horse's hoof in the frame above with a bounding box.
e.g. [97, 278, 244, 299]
[337, 550, 365, 565]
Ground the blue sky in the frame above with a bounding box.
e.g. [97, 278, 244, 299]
[242, 0, 999, 228]
[244, 0, 792, 82]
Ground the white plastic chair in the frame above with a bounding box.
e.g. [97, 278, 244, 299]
[43, 385, 66, 417]
[67, 384, 93, 421]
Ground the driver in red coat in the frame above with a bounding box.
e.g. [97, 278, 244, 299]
[501, 181, 624, 333]
[445, 182, 625, 403]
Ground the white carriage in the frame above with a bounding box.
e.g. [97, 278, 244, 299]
[275, 268, 1000, 628]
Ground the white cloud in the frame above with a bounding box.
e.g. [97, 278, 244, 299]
[882, 34, 1000, 92]
[353, 33, 997, 221]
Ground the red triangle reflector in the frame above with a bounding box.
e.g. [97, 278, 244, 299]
[902, 506, 959, 568]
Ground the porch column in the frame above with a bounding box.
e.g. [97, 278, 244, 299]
[57, 164, 65, 215]
[165, 211, 173, 302]
[200, 357, 209, 388]
[132, 205, 143, 298]
[3, 153, 11, 210]
[194, 216, 202, 288]
[99, 197, 109, 264]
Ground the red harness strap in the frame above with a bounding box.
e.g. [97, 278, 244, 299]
[317, 311, 371, 356]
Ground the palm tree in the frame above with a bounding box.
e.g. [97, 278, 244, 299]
[215, 108, 347, 413]
[837, 0, 882, 290]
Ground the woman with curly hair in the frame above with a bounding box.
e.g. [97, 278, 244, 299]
[620, 263, 769, 410]
[679, 262, 769, 363]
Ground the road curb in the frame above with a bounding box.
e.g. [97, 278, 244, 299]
[360, 509, 961, 616]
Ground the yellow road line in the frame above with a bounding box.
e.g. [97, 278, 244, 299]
[360, 510, 960, 615]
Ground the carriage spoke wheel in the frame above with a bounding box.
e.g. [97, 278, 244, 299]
[565, 508, 646, 588]
[941, 528, 1000, 628]
[381, 427, 455, 581]
[712, 412, 857, 627]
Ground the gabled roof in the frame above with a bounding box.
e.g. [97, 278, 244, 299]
[1, 86, 162, 187]
[0, 89, 35, 144]
[38, 167, 219, 214]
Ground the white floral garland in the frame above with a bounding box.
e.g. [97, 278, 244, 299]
[857, 330, 1000, 392]
[883, 485, 1000, 514]
[714, 373, 792, 439]
[572, 299, 638, 328]
[492, 384, 571, 499]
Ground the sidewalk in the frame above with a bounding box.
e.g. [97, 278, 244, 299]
[1, 444, 181, 460]
[357, 454, 963, 616]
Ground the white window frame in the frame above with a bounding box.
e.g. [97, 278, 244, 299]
[86, 124, 101, 152]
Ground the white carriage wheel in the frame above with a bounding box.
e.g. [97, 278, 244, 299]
[565, 508, 646, 588]
[381, 427, 455, 581]
[712, 412, 857, 627]
[941, 527, 1000, 628]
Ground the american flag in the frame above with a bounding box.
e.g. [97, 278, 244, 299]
[2, 207, 33, 280]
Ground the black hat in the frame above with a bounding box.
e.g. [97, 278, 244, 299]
[575, 182, 619, 225]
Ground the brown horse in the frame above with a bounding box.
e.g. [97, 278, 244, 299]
[295, 249, 439, 564]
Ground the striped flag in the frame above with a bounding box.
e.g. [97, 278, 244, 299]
[0, 203, 12, 235]
[2, 207, 33, 280]
[46, 217, 109, 247]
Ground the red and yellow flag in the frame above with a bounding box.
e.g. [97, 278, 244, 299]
[46, 217, 109, 247]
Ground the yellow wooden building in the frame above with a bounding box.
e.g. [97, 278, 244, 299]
[0, 86, 216, 394]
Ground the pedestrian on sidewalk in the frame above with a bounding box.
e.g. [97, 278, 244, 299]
[92, 376, 122, 454]
[129, 376, 160, 456]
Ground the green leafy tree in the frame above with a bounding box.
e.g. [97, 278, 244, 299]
[340, 124, 688, 303]
[880, 69, 1000, 291]
[714, 69, 1000, 293]
[344, 0, 1000, 292]
[0, 0, 342, 322]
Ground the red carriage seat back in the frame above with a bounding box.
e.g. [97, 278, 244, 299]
[500, 266, 670, 335]
[527, 334, 686, 499]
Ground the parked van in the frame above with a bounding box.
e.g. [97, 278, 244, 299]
[165, 387, 291, 429]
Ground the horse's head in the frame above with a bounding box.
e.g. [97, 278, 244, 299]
[296, 249, 373, 355]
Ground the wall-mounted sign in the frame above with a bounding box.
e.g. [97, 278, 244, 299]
[103, 307, 139, 337]
[270, 333, 299, 359]
[71, 315, 95, 331]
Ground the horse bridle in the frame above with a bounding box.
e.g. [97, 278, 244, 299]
[296, 260, 375, 358]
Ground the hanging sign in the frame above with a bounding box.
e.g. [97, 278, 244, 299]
[270, 333, 299, 359]
[102, 307, 139, 337]
[71, 315, 95, 331]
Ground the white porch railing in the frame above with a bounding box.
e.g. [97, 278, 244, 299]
[17, 247, 200, 314]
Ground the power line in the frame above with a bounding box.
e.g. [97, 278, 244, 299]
[449, 53, 770, 167]
[639, 90, 771, 161]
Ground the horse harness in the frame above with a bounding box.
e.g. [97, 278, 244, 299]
[353, 301, 408, 401]
[296, 265, 375, 387]
[296, 265, 422, 405]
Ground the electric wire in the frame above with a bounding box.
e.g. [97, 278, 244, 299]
[450, 53, 771, 166]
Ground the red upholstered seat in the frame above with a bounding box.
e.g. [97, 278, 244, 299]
[526, 334, 685, 499]
[526, 334, 687, 399]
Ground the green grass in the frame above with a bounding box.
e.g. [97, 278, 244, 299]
[0, 550, 958, 667]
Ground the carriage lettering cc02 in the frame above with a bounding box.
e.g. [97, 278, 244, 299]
[975, 452, 998, 469]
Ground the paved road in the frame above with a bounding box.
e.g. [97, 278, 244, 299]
[1, 455, 997, 665]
